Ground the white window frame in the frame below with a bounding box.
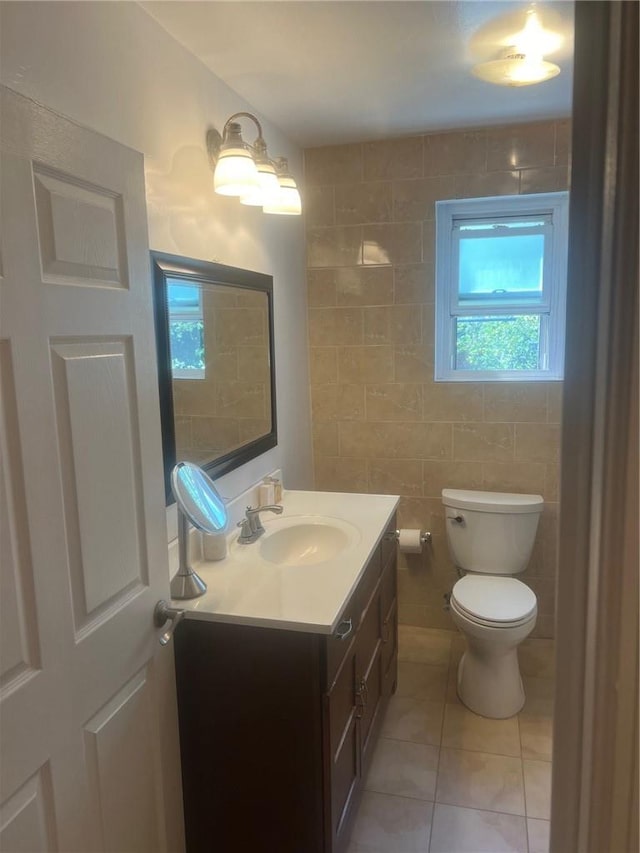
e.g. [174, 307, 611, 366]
[167, 280, 205, 380]
[435, 191, 569, 382]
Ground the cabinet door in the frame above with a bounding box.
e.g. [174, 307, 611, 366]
[381, 599, 398, 696]
[326, 643, 359, 847]
[356, 593, 383, 772]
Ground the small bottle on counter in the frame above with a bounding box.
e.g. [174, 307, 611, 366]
[271, 476, 283, 503]
[259, 479, 275, 505]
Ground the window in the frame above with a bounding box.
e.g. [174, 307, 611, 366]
[167, 280, 205, 379]
[435, 192, 569, 381]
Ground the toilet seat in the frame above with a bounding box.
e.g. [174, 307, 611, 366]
[451, 575, 537, 628]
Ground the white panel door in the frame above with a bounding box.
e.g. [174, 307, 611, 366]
[0, 86, 185, 852]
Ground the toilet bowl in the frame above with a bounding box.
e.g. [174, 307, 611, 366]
[450, 575, 537, 718]
[442, 489, 543, 719]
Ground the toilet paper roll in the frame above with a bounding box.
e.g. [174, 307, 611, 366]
[398, 528, 424, 554]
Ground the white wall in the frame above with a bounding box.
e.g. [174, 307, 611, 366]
[0, 0, 313, 504]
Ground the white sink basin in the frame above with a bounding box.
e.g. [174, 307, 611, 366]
[258, 515, 360, 567]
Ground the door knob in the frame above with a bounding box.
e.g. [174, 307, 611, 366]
[154, 600, 186, 646]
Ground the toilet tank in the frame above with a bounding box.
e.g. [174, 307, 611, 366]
[442, 489, 543, 575]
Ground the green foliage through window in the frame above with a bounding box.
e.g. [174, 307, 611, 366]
[169, 320, 205, 371]
[455, 315, 541, 371]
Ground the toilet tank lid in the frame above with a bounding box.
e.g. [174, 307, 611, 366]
[442, 489, 544, 514]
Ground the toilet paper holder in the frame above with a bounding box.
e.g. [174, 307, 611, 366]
[384, 529, 432, 545]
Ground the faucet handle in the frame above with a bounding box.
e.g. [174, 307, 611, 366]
[236, 504, 284, 545]
[242, 505, 262, 534]
[247, 504, 284, 516]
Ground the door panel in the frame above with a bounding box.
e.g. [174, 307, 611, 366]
[50, 339, 146, 631]
[0, 341, 40, 692]
[33, 165, 128, 288]
[84, 667, 164, 853]
[0, 765, 57, 853]
[0, 86, 184, 852]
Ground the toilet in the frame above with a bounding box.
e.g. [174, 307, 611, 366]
[442, 488, 543, 719]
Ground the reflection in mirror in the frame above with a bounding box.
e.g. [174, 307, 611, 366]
[152, 253, 277, 503]
[169, 279, 272, 461]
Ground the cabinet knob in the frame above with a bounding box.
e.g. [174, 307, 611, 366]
[335, 618, 353, 641]
[355, 677, 368, 718]
[382, 619, 391, 644]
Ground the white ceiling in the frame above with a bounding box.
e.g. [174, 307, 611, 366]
[141, 1, 574, 147]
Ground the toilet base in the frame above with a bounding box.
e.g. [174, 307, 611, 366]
[457, 647, 525, 719]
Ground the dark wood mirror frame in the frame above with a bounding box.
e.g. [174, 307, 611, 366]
[151, 251, 277, 505]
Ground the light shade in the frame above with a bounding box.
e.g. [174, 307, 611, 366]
[240, 161, 280, 207]
[214, 148, 260, 197]
[472, 54, 560, 87]
[263, 160, 302, 215]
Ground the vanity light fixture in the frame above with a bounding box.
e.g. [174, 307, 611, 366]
[472, 9, 561, 87]
[207, 112, 302, 215]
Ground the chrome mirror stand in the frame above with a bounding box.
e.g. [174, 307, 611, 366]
[170, 508, 207, 600]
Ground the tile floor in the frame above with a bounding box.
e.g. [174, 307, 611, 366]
[348, 626, 554, 853]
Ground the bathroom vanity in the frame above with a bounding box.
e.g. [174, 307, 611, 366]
[172, 490, 399, 853]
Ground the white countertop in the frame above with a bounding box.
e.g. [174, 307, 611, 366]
[175, 489, 399, 635]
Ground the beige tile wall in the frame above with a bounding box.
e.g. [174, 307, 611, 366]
[304, 120, 570, 638]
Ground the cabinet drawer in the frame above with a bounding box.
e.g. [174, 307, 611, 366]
[328, 649, 357, 759]
[380, 553, 396, 619]
[326, 606, 358, 691]
[381, 599, 397, 679]
[331, 714, 358, 842]
[327, 649, 359, 845]
[381, 515, 397, 568]
[356, 591, 381, 680]
[356, 546, 382, 622]
[383, 653, 398, 700]
[325, 546, 381, 689]
[359, 646, 382, 765]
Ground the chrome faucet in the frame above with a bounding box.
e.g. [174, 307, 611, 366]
[236, 504, 284, 544]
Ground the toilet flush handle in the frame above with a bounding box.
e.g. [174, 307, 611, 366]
[450, 514, 464, 524]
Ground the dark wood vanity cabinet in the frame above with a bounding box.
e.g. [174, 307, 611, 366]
[174, 515, 397, 853]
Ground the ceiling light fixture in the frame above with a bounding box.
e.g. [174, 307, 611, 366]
[472, 9, 561, 87]
[207, 113, 302, 215]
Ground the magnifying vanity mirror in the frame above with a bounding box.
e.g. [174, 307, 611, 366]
[170, 461, 229, 599]
[152, 251, 277, 504]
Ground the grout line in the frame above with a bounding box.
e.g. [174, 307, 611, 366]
[426, 792, 436, 852]
[428, 651, 456, 852]
[363, 783, 436, 805]
[518, 720, 530, 852]
[516, 712, 530, 853]
[433, 796, 527, 821]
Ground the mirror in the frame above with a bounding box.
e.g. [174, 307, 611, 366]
[152, 251, 277, 503]
[171, 461, 228, 534]
[170, 461, 229, 599]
